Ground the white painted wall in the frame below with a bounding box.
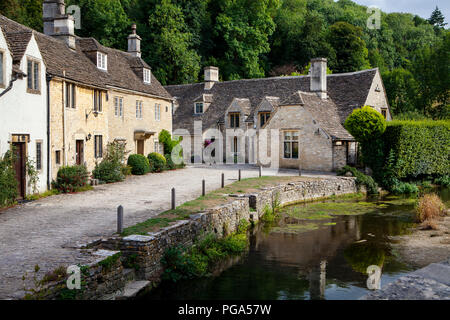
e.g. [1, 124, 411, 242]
[0, 30, 48, 194]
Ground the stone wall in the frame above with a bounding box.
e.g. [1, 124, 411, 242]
[31, 176, 360, 299]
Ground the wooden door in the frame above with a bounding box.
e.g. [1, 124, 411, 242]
[137, 140, 144, 155]
[76, 140, 84, 165]
[12, 142, 26, 199]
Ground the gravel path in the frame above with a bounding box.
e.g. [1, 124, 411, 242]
[0, 165, 332, 299]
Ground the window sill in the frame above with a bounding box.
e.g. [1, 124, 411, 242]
[27, 89, 41, 95]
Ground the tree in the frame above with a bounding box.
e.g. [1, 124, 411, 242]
[428, 6, 447, 29]
[382, 68, 418, 116]
[344, 106, 386, 143]
[327, 22, 370, 73]
[147, 0, 201, 85]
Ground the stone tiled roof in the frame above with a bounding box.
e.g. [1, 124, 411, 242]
[166, 69, 377, 139]
[4, 31, 32, 63]
[0, 14, 172, 100]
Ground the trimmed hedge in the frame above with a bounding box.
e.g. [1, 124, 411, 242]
[382, 120, 450, 179]
[148, 152, 166, 172]
[127, 154, 150, 175]
[52, 165, 89, 193]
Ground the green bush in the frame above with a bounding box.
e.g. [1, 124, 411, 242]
[434, 175, 450, 187]
[147, 152, 166, 172]
[127, 154, 150, 175]
[0, 151, 18, 207]
[92, 160, 124, 183]
[344, 106, 387, 142]
[337, 165, 379, 194]
[391, 182, 419, 195]
[121, 165, 132, 176]
[164, 154, 176, 170]
[382, 120, 450, 179]
[52, 165, 89, 193]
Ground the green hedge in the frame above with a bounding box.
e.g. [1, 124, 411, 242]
[0, 151, 18, 207]
[382, 120, 450, 179]
[52, 165, 89, 193]
[148, 152, 166, 173]
[127, 154, 150, 175]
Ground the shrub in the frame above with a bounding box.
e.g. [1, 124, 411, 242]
[416, 193, 446, 223]
[344, 106, 386, 142]
[52, 165, 89, 193]
[121, 165, 132, 176]
[0, 151, 18, 207]
[147, 152, 166, 172]
[164, 154, 176, 170]
[391, 182, 419, 195]
[92, 160, 124, 183]
[337, 165, 379, 194]
[127, 154, 150, 175]
[434, 175, 450, 187]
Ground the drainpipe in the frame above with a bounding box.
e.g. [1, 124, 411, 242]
[46, 74, 53, 190]
[0, 72, 24, 98]
[62, 71, 67, 166]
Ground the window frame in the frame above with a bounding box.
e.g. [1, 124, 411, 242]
[136, 100, 143, 119]
[0, 50, 4, 88]
[229, 112, 240, 128]
[55, 150, 61, 165]
[93, 90, 103, 112]
[194, 102, 204, 114]
[96, 52, 107, 71]
[36, 141, 42, 171]
[94, 135, 103, 159]
[283, 131, 299, 159]
[65, 83, 76, 108]
[26, 58, 41, 94]
[155, 103, 161, 121]
[381, 108, 387, 119]
[114, 96, 124, 117]
[143, 68, 151, 84]
[259, 112, 271, 127]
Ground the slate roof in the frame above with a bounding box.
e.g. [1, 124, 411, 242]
[166, 69, 377, 140]
[0, 14, 172, 100]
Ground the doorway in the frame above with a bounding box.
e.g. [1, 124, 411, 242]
[76, 140, 84, 165]
[137, 140, 144, 155]
[12, 142, 26, 199]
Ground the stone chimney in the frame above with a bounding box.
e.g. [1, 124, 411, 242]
[204, 66, 219, 90]
[127, 24, 141, 57]
[310, 58, 327, 99]
[43, 0, 76, 50]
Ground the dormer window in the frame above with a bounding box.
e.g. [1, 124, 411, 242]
[97, 52, 107, 71]
[195, 102, 204, 114]
[143, 68, 151, 84]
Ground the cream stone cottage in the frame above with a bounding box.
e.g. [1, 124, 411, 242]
[0, 24, 48, 197]
[0, 0, 173, 196]
[166, 58, 392, 171]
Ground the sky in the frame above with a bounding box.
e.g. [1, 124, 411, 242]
[351, 0, 450, 25]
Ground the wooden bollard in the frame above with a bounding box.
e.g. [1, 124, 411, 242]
[171, 188, 176, 210]
[299, 164, 302, 176]
[117, 205, 123, 234]
[221, 173, 225, 188]
[238, 169, 241, 181]
[202, 179, 206, 196]
[259, 166, 262, 177]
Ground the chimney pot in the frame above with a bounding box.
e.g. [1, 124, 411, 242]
[128, 23, 141, 57]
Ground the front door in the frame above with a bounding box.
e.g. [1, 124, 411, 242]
[137, 140, 144, 155]
[76, 140, 84, 165]
[12, 142, 26, 199]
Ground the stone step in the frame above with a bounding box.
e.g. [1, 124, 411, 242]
[115, 280, 151, 300]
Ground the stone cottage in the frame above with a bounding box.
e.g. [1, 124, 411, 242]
[166, 58, 392, 171]
[0, 0, 173, 192]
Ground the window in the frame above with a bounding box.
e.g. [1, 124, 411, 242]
[36, 141, 42, 171]
[381, 109, 387, 119]
[97, 52, 107, 71]
[195, 102, 203, 114]
[65, 83, 76, 108]
[114, 97, 123, 117]
[94, 135, 103, 158]
[259, 112, 271, 127]
[27, 59, 40, 93]
[93, 90, 102, 112]
[0, 51, 4, 86]
[154, 140, 162, 154]
[155, 103, 161, 121]
[143, 68, 151, 84]
[229, 113, 240, 128]
[55, 150, 61, 165]
[283, 131, 299, 159]
[166, 106, 168, 113]
[136, 100, 143, 119]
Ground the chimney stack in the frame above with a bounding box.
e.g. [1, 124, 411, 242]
[310, 58, 327, 99]
[127, 24, 141, 57]
[204, 66, 219, 90]
[43, 0, 76, 50]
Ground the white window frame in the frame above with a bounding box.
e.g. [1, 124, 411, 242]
[283, 131, 299, 159]
[136, 100, 143, 119]
[154, 139, 162, 154]
[36, 141, 43, 171]
[114, 97, 124, 117]
[194, 102, 204, 114]
[143, 68, 151, 84]
[97, 52, 107, 71]
[155, 103, 161, 121]
[26, 58, 40, 93]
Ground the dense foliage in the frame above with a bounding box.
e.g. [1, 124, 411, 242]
[127, 154, 150, 175]
[344, 106, 386, 142]
[337, 165, 379, 194]
[0, 151, 18, 207]
[52, 165, 89, 193]
[92, 141, 128, 183]
[2, 1, 448, 118]
[147, 152, 166, 173]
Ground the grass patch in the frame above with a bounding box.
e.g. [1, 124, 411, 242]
[26, 189, 60, 201]
[122, 176, 313, 236]
[271, 222, 320, 234]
